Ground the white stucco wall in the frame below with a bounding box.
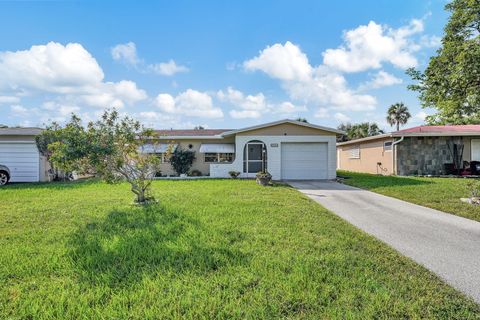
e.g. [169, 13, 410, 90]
[210, 135, 337, 180]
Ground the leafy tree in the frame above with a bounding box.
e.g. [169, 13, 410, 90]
[36, 110, 161, 204]
[386, 102, 411, 131]
[295, 117, 309, 123]
[36, 116, 88, 180]
[337, 122, 384, 142]
[407, 0, 480, 124]
[169, 148, 195, 175]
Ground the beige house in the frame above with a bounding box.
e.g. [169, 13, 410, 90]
[146, 119, 343, 180]
[337, 125, 480, 176]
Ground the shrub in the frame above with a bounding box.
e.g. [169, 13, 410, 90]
[189, 169, 202, 177]
[256, 171, 272, 179]
[170, 148, 196, 175]
[229, 171, 240, 179]
[466, 179, 480, 198]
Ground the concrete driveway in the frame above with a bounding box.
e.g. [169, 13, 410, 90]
[288, 180, 480, 304]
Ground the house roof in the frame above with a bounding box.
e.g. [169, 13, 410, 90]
[154, 119, 344, 139]
[392, 125, 480, 137]
[221, 119, 345, 136]
[0, 127, 43, 136]
[154, 129, 230, 137]
[336, 133, 393, 146]
[337, 124, 480, 146]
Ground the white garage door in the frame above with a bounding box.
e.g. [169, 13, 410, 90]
[281, 143, 328, 180]
[0, 143, 40, 182]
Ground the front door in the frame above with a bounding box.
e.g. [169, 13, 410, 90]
[243, 142, 266, 176]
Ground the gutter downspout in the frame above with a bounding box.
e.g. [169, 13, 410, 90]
[391, 136, 404, 175]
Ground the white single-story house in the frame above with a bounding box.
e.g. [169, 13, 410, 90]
[0, 127, 51, 182]
[149, 119, 343, 180]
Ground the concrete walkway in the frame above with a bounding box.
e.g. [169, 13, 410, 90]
[289, 180, 480, 304]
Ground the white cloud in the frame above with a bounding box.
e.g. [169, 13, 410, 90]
[155, 89, 223, 118]
[0, 96, 20, 104]
[314, 108, 329, 119]
[0, 42, 147, 110]
[0, 42, 104, 94]
[112, 42, 188, 76]
[360, 70, 403, 90]
[334, 112, 351, 122]
[229, 110, 262, 119]
[243, 43, 377, 112]
[323, 20, 424, 73]
[10, 105, 29, 117]
[42, 101, 80, 117]
[218, 87, 306, 119]
[244, 41, 312, 81]
[149, 59, 189, 76]
[420, 35, 441, 48]
[111, 42, 140, 66]
[275, 101, 307, 114]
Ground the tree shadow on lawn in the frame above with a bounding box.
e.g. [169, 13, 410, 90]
[68, 204, 250, 288]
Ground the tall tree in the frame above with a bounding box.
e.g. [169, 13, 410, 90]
[407, 0, 480, 124]
[337, 122, 384, 142]
[386, 102, 411, 131]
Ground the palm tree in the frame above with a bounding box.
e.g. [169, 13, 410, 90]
[386, 102, 411, 131]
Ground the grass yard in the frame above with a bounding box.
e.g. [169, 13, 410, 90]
[0, 179, 479, 319]
[338, 170, 480, 223]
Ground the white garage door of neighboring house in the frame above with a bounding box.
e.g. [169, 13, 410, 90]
[0, 143, 40, 182]
[281, 143, 328, 180]
[472, 139, 480, 161]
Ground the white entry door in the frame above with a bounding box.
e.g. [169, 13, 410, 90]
[281, 143, 328, 180]
[0, 142, 40, 182]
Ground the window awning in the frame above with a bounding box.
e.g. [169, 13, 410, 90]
[199, 143, 235, 153]
[140, 143, 177, 153]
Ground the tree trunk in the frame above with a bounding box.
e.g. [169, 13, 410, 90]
[136, 190, 146, 203]
[396, 122, 400, 131]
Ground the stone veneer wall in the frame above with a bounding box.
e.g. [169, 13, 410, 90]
[396, 136, 465, 175]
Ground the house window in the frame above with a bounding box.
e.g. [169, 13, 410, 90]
[218, 153, 234, 163]
[204, 153, 218, 163]
[152, 153, 169, 163]
[349, 145, 360, 159]
[384, 141, 393, 151]
[204, 153, 235, 163]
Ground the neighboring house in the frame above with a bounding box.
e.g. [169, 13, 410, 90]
[337, 125, 480, 176]
[0, 127, 51, 182]
[146, 119, 343, 180]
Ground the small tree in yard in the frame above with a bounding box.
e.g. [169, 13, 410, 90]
[169, 148, 195, 175]
[36, 110, 161, 204]
[36, 115, 89, 180]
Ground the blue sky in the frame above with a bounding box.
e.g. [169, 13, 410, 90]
[0, 0, 448, 130]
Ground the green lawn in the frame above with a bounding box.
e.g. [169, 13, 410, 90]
[338, 170, 480, 222]
[0, 179, 478, 319]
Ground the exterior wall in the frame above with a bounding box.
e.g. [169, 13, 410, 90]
[236, 123, 334, 136]
[337, 137, 394, 175]
[155, 137, 234, 176]
[210, 135, 337, 180]
[396, 136, 475, 175]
